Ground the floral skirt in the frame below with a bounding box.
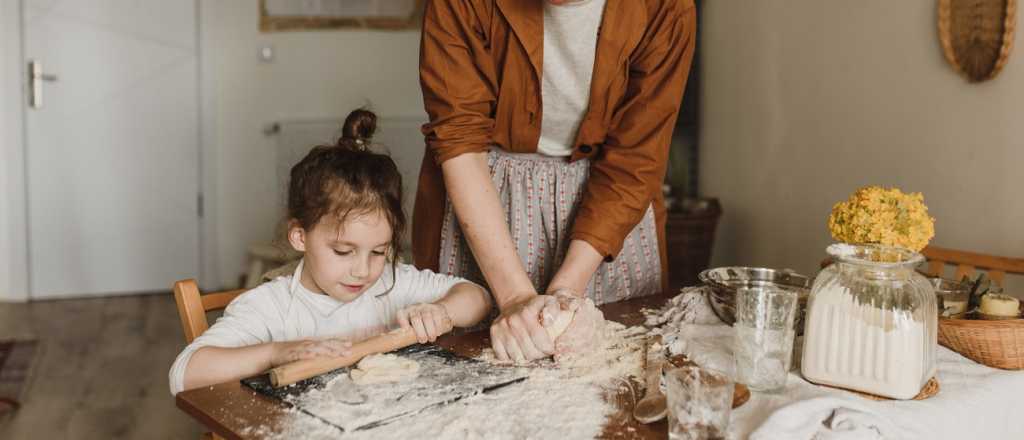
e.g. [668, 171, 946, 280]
[438, 149, 662, 306]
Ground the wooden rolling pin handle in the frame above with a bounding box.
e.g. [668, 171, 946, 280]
[269, 327, 419, 388]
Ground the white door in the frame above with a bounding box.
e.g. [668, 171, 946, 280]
[23, 0, 200, 298]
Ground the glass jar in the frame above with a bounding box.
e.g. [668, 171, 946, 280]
[801, 243, 937, 399]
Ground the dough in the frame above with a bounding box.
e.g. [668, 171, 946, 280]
[543, 307, 575, 341]
[349, 354, 420, 385]
[551, 298, 605, 363]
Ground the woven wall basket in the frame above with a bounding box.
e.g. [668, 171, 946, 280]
[938, 0, 1018, 82]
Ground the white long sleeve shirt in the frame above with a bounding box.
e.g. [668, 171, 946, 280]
[168, 259, 475, 395]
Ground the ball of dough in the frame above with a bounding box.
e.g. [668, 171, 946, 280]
[543, 307, 575, 341]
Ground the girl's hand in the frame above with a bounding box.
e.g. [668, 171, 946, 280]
[270, 338, 352, 367]
[397, 303, 454, 343]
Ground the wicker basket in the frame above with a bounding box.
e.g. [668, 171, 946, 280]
[938, 316, 1024, 369]
[938, 0, 1017, 82]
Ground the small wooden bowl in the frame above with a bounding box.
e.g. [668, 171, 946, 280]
[731, 383, 750, 408]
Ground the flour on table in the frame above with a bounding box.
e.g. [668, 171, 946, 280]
[642, 286, 721, 327]
[264, 322, 648, 440]
[349, 353, 420, 385]
[644, 287, 737, 378]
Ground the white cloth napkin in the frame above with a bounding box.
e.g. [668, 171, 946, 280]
[749, 397, 898, 440]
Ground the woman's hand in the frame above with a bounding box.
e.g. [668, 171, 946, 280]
[490, 294, 557, 363]
[397, 303, 454, 343]
[269, 338, 352, 367]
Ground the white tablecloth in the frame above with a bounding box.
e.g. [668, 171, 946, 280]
[649, 288, 1024, 440]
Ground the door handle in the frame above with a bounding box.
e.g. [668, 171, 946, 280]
[28, 59, 58, 109]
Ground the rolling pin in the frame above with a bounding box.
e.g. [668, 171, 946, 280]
[269, 327, 419, 388]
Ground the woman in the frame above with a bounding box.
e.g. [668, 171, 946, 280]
[413, 0, 697, 362]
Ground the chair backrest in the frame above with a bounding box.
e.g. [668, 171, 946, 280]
[921, 246, 1024, 287]
[172, 279, 247, 343]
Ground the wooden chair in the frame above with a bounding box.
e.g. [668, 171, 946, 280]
[921, 245, 1024, 287]
[172, 280, 247, 440]
[172, 279, 247, 344]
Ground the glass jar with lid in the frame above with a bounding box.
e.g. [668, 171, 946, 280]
[801, 243, 937, 399]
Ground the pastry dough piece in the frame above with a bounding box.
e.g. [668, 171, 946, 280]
[542, 307, 576, 341]
[349, 354, 420, 385]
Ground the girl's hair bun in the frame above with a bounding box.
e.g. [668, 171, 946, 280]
[338, 109, 377, 150]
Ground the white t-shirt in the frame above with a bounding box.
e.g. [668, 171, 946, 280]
[536, 0, 607, 157]
[168, 259, 475, 395]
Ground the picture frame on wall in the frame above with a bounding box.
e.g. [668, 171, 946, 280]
[259, 0, 424, 32]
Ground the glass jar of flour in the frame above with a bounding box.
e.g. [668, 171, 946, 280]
[801, 243, 937, 399]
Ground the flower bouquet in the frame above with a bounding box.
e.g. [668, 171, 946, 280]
[827, 185, 935, 253]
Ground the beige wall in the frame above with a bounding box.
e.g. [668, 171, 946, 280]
[199, 1, 425, 288]
[700, 1, 1023, 293]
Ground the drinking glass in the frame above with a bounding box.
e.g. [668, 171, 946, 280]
[733, 286, 798, 392]
[664, 365, 734, 440]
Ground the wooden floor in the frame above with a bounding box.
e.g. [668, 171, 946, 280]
[0, 294, 203, 439]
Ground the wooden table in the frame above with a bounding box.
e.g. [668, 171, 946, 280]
[176, 294, 673, 439]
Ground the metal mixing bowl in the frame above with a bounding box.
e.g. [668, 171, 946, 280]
[698, 267, 813, 328]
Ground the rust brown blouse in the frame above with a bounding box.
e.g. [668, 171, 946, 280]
[413, 0, 697, 283]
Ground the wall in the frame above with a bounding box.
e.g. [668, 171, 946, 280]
[700, 1, 1024, 292]
[8, 0, 1018, 297]
[0, 0, 29, 301]
[199, 1, 426, 288]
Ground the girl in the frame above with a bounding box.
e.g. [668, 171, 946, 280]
[169, 109, 491, 395]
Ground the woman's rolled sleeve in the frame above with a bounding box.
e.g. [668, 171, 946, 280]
[420, 0, 497, 165]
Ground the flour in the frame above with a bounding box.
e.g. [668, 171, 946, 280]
[642, 287, 737, 378]
[643, 286, 722, 327]
[262, 321, 648, 439]
[801, 283, 935, 399]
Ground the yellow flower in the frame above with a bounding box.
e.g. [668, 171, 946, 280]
[828, 186, 935, 252]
